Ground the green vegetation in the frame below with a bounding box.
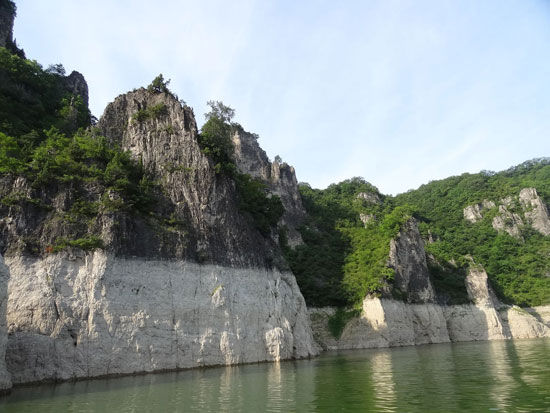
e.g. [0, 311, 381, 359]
[0, 45, 161, 253]
[132, 103, 168, 123]
[147, 74, 171, 94]
[53, 236, 104, 252]
[284, 178, 410, 307]
[394, 159, 550, 306]
[234, 173, 284, 235]
[288, 159, 550, 309]
[0, 48, 90, 138]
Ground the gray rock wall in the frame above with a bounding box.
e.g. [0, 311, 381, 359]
[5, 252, 319, 384]
[310, 262, 549, 350]
[0, 255, 11, 392]
[232, 129, 306, 246]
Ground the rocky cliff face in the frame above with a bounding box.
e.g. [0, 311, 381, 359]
[96, 89, 278, 267]
[463, 188, 550, 238]
[387, 218, 435, 303]
[310, 220, 549, 350]
[0, 1, 23, 57]
[0, 254, 10, 392]
[232, 129, 306, 246]
[5, 252, 318, 384]
[2, 88, 319, 384]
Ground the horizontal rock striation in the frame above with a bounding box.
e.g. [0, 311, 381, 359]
[4, 252, 319, 384]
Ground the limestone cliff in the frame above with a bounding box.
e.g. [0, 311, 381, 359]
[463, 188, 550, 238]
[386, 218, 435, 303]
[2, 87, 319, 384]
[232, 128, 306, 246]
[310, 220, 549, 350]
[5, 252, 317, 384]
[0, 254, 10, 391]
[0, 1, 23, 57]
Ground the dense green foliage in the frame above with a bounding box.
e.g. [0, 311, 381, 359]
[132, 103, 168, 123]
[1, 127, 155, 212]
[289, 159, 550, 309]
[394, 159, 550, 306]
[147, 74, 171, 94]
[284, 178, 409, 307]
[234, 173, 284, 235]
[0, 48, 90, 138]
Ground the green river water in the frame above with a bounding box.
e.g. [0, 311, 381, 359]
[1, 338, 548, 412]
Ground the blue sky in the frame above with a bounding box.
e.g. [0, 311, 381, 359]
[13, 0, 550, 194]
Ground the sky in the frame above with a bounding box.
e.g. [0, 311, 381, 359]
[12, 0, 550, 195]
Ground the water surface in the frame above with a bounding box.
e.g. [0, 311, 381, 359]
[1, 338, 549, 412]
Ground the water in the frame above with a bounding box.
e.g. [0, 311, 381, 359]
[1, 338, 549, 412]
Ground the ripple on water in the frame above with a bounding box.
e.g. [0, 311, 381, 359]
[0, 338, 549, 412]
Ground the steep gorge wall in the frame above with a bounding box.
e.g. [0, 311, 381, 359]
[1, 87, 319, 385]
[0, 255, 10, 391]
[5, 252, 318, 384]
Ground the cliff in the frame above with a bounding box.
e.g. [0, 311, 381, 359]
[0, 1, 23, 58]
[0, 255, 10, 391]
[5, 251, 317, 384]
[1, 84, 319, 385]
[232, 128, 306, 246]
[310, 219, 549, 350]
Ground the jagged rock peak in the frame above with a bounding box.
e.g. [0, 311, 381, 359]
[98, 88, 198, 174]
[0, 0, 24, 57]
[62, 71, 89, 108]
[97, 88, 280, 267]
[232, 127, 306, 246]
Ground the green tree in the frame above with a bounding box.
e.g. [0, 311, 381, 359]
[147, 74, 170, 93]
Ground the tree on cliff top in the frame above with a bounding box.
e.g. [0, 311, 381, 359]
[147, 74, 171, 94]
[205, 100, 235, 124]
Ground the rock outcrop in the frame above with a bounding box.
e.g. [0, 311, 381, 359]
[463, 188, 550, 238]
[5, 252, 318, 384]
[0, 1, 23, 58]
[463, 200, 495, 223]
[2, 88, 319, 385]
[387, 218, 435, 303]
[62, 71, 89, 108]
[519, 188, 550, 236]
[232, 129, 306, 246]
[0, 254, 11, 392]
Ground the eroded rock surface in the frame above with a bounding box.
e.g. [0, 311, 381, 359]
[387, 219, 435, 303]
[464, 188, 550, 238]
[5, 252, 319, 384]
[310, 230, 549, 350]
[232, 129, 306, 246]
[0, 255, 11, 392]
[519, 188, 550, 236]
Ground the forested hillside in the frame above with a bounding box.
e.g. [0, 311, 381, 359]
[287, 160, 550, 308]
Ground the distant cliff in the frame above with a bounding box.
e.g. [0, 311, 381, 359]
[309, 218, 549, 350]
